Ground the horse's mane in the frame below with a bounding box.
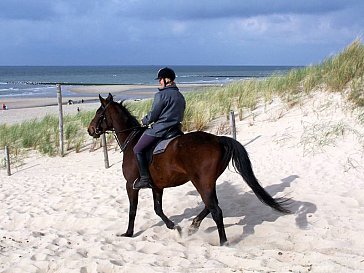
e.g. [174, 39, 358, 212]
[115, 101, 140, 128]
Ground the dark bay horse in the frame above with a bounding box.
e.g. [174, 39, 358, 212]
[87, 93, 290, 245]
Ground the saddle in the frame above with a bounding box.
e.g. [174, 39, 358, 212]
[145, 124, 184, 164]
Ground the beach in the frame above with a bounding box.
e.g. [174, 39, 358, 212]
[0, 83, 213, 124]
[1, 91, 364, 272]
[0, 84, 156, 124]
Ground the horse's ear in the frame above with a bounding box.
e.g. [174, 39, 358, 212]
[99, 94, 108, 107]
[107, 93, 113, 102]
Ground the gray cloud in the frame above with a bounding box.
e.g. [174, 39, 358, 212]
[113, 0, 361, 20]
[0, 0, 56, 20]
[2, 0, 360, 21]
[0, 1, 363, 65]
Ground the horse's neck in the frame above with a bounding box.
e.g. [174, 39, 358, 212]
[114, 124, 132, 144]
[113, 130, 140, 158]
[113, 120, 140, 152]
[113, 106, 140, 152]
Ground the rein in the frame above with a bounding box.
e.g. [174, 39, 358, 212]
[112, 127, 143, 152]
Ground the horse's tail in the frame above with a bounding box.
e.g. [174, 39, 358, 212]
[219, 136, 291, 214]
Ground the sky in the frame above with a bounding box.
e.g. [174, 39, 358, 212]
[0, 0, 363, 66]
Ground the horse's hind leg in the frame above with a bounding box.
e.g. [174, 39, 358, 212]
[152, 189, 175, 229]
[201, 187, 227, 246]
[189, 207, 210, 235]
[190, 188, 221, 234]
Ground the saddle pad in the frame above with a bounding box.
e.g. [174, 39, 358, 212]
[153, 136, 179, 155]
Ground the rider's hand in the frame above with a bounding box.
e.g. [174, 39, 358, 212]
[141, 120, 148, 128]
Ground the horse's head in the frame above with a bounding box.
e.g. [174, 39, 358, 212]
[87, 93, 115, 138]
[88, 93, 141, 138]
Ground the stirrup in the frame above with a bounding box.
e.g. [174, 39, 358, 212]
[133, 177, 153, 189]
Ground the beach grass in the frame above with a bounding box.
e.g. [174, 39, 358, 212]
[1, 39, 364, 157]
[299, 121, 347, 156]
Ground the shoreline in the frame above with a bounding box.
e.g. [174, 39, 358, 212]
[0, 83, 214, 110]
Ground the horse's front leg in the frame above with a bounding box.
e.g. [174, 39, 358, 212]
[117, 182, 139, 237]
[152, 188, 175, 230]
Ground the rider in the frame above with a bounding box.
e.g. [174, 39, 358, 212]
[133, 67, 186, 189]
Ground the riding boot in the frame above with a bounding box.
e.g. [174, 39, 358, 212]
[133, 153, 153, 189]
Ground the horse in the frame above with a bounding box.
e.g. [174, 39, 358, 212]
[87, 93, 291, 246]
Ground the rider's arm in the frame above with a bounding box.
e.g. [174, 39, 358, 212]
[142, 92, 164, 126]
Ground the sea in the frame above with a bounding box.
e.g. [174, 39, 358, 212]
[0, 65, 296, 99]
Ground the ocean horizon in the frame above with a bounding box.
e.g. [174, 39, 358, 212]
[0, 65, 298, 99]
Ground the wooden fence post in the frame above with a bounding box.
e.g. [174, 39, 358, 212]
[101, 133, 110, 169]
[5, 145, 11, 176]
[229, 110, 237, 140]
[57, 84, 64, 157]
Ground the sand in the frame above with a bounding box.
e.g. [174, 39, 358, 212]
[1, 91, 364, 272]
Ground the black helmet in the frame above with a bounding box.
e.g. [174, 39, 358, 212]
[155, 67, 176, 81]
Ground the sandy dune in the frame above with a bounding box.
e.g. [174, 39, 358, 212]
[1, 92, 364, 272]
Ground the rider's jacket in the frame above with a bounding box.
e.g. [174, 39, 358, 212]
[142, 84, 186, 137]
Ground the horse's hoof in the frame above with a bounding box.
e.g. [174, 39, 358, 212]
[188, 226, 199, 236]
[174, 225, 182, 236]
[220, 240, 229, 247]
[166, 222, 175, 229]
[116, 232, 133, 237]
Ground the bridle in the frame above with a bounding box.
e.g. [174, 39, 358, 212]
[95, 101, 112, 135]
[95, 101, 143, 152]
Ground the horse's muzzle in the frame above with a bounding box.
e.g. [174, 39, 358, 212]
[87, 126, 101, 138]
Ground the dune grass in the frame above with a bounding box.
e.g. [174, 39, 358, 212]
[0, 111, 95, 157]
[299, 121, 347, 156]
[1, 39, 364, 158]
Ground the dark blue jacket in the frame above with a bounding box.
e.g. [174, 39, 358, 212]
[142, 85, 186, 137]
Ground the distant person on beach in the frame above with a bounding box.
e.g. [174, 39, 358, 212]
[133, 67, 186, 189]
[2, 103, 7, 110]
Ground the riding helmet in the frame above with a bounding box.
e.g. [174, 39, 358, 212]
[155, 67, 176, 81]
